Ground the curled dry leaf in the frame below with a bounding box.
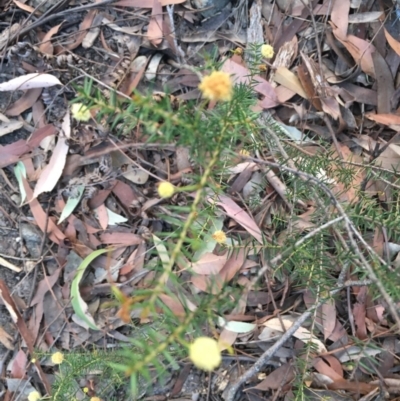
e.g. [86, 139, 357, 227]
[208, 194, 263, 244]
[260, 316, 327, 353]
[0, 73, 62, 91]
[33, 137, 68, 198]
[0, 119, 23, 137]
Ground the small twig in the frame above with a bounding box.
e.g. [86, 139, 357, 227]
[323, 114, 343, 159]
[344, 279, 373, 287]
[226, 287, 342, 401]
[252, 215, 345, 288]
[249, 157, 400, 328]
[14, 0, 117, 38]
[266, 271, 286, 333]
[347, 286, 356, 337]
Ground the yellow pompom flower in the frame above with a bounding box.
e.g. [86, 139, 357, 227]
[189, 337, 221, 371]
[158, 181, 175, 198]
[71, 103, 91, 122]
[198, 71, 232, 102]
[28, 391, 41, 401]
[90, 398, 101, 401]
[212, 230, 227, 244]
[261, 44, 274, 59]
[239, 149, 250, 157]
[51, 351, 64, 364]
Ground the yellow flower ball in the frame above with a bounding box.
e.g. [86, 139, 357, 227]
[158, 181, 175, 198]
[212, 230, 227, 244]
[71, 103, 91, 122]
[189, 337, 221, 371]
[198, 71, 232, 102]
[239, 149, 250, 157]
[83, 387, 89, 393]
[28, 391, 41, 401]
[261, 44, 274, 59]
[51, 351, 64, 364]
[90, 397, 101, 401]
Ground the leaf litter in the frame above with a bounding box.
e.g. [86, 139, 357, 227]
[2, 0, 400, 400]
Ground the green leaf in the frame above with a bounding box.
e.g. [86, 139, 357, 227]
[217, 316, 256, 333]
[152, 234, 170, 271]
[14, 161, 26, 205]
[192, 218, 224, 261]
[58, 184, 85, 224]
[106, 207, 128, 225]
[130, 373, 138, 398]
[71, 248, 110, 330]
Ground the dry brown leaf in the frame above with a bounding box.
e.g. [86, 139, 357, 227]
[274, 85, 297, 103]
[158, 294, 186, 317]
[353, 286, 368, 340]
[95, 204, 109, 230]
[33, 136, 68, 198]
[372, 50, 394, 114]
[32, 99, 47, 128]
[112, 180, 137, 207]
[252, 363, 295, 391]
[332, 32, 376, 77]
[0, 280, 51, 393]
[219, 248, 246, 283]
[114, 0, 157, 6]
[13, 0, 39, 14]
[66, 10, 97, 50]
[30, 267, 61, 306]
[22, 175, 65, 244]
[148, 0, 163, 46]
[218, 276, 250, 350]
[160, 0, 186, 4]
[269, 36, 298, 85]
[191, 253, 228, 275]
[191, 274, 224, 294]
[40, 23, 63, 55]
[365, 112, 400, 126]
[99, 232, 143, 246]
[330, 143, 364, 203]
[313, 358, 343, 382]
[330, 0, 349, 39]
[384, 27, 400, 57]
[0, 325, 14, 350]
[208, 194, 263, 244]
[0, 124, 56, 168]
[297, 62, 322, 110]
[273, 66, 308, 98]
[6, 88, 42, 116]
[323, 355, 344, 378]
[319, 299, 336, 340]
[262, 316, 327, 353]
[10, 349, 27, 379]
[327, 379, 377, 394]
[222, 58, 279, 109]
